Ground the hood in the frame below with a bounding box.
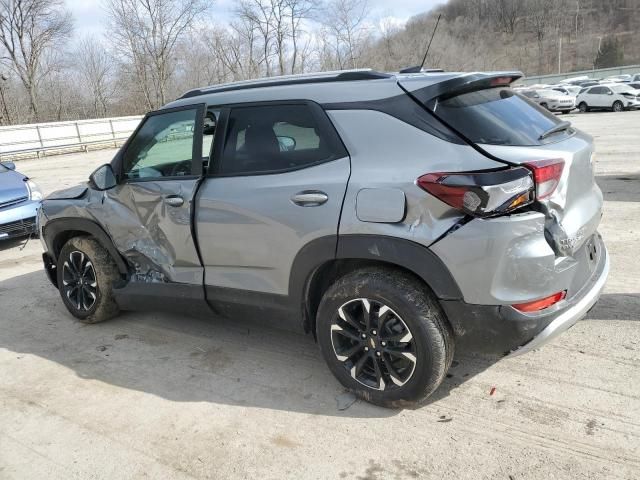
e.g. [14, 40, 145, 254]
[45, 184, 88, 200]
[0, 168, 29, 206]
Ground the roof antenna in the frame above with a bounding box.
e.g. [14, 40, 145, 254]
[399, 13, 443, 74]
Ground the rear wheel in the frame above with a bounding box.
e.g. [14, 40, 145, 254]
[613, 100, 624, 112]
[578, 102, 589, 113]
[316, 267, 453, 408]
[57, 236, 120, 323]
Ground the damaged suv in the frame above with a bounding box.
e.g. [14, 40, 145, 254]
[39, 70, 608, 407]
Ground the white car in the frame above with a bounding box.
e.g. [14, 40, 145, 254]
[520, 89, 575, 113]
[576, 84, 640, 112]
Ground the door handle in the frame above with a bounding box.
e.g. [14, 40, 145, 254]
[164, 195, 184, 207]
[291, 191, 329, 207]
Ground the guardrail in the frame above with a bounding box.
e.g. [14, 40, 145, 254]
[0, 116, 143, 161]
[521, 64, 640, 86]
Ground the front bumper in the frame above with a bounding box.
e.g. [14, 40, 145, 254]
[440, 234, 609, 356]
[0, 199, 39, 239]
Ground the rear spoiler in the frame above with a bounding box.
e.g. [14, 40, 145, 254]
[399, 71, 523, 105]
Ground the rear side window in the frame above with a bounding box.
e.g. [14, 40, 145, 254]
[217, 104, 346, 175]
[430, 87, 566, 146]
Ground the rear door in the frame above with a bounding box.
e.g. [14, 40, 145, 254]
[106, 104, 206, 284]
[196, 101, 350, 299]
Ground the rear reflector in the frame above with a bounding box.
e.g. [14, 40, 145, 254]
[512, 291, 567, 313]
[525, 159, 564, 199]
[417, 167, 534, 218]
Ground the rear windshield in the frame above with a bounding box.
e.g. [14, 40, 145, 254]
[431, 87, 567, 146]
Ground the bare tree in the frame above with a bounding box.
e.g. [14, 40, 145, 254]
[526, 0, 556, 74]
[285, 0, 314, 74]
[488, 0, 522, 34]
[322, 0, 370, 69]
[236, 0, 276, 76]
[75, 37, 113, 117]
[105, 0, 209, 110]
[0, 0, 73, 121]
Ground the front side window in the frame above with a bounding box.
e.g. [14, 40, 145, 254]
[217, 104, 340, 175]
[123, 108, 198, 180]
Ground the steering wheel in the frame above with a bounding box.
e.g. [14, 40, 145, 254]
[170, 160, 192, 177]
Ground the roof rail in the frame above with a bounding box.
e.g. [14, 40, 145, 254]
[179, 69, 392, 99]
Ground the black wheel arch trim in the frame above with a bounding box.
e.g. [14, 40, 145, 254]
[42, 218, 129, 275]
[334, 235, 463, 300]
[288, 234, 463, 332]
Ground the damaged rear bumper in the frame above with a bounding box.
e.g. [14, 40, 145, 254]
[440, 234, 609, 356]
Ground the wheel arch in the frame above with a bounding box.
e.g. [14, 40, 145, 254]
[290, 235, 463, 335]
[43, 218, 129, 275]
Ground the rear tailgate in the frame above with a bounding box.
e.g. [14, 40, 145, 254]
[398, 72, 603, 257]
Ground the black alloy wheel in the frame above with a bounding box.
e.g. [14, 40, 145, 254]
[62, 250, 98, 312]
[330, 298, 417, 391]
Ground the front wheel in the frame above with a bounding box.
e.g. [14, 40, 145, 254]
[613, 100, 624, 112]
[316, 267, 453, 408]
[578, 102, 589, 113]
[57, 236, 121, 323]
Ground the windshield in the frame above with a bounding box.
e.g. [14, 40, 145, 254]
[432, 87, 565, 146]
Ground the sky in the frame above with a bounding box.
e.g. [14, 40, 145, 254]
[66, 0, 447, 39]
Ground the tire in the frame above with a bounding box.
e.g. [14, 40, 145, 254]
[578, 102, 589, 113]
[316, 267, 454, 408]
[613, 100, 624, 112]
[57, 236, 120, 323]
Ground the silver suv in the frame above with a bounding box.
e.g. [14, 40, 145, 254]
[38, 70, 609, 407]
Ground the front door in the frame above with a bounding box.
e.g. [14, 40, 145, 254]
[105, 104, 206, 284]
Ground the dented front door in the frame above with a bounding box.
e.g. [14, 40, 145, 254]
[104, 104, 206, 284]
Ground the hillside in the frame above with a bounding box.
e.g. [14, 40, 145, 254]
[362, 0, 640, 76]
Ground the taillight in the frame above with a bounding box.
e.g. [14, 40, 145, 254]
[417, 168, 535, 218]
[512, 291, 566, 313]
[525, 159, 564, 199]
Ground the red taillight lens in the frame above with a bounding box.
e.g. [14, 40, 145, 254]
[525, 159, 564, 199]
[417, 168, 535, 217]
[512, 291, 567, 313]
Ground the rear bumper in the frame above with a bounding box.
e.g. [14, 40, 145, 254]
[508, 240, 608, 356]
[440, 234, 608, 356]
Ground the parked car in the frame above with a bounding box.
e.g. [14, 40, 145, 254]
[601, 74, 632, 83]
[577, 80, 599, 88]
[628, 82, 640, 90]
[632, 74, 640, 83]
[38, 69, 609, 407]
[576, 84, 640, 112]
[520, 88, 575, 113]
[551, 85, 582, 97]
[0, 161, 42, 240]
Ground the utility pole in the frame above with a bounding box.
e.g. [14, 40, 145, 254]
[558, 35, 562, 74]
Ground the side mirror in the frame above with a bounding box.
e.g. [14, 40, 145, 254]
[89, 164, 117, 191]
[608, 91, 614, 95]
[277, 136, 296, 152]
[1, 161, 16, 170]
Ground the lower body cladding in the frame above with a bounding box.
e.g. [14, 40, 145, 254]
[439, 233, 608, 356]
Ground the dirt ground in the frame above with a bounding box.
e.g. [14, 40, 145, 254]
[1, 110, 639, 480]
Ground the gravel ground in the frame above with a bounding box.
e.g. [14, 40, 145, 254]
[1, 110, 639, 480]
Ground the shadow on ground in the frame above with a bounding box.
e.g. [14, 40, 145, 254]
[0, 270, 498, 417]
[596, 174, 640, 202]
[586, 293, 640, 321]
